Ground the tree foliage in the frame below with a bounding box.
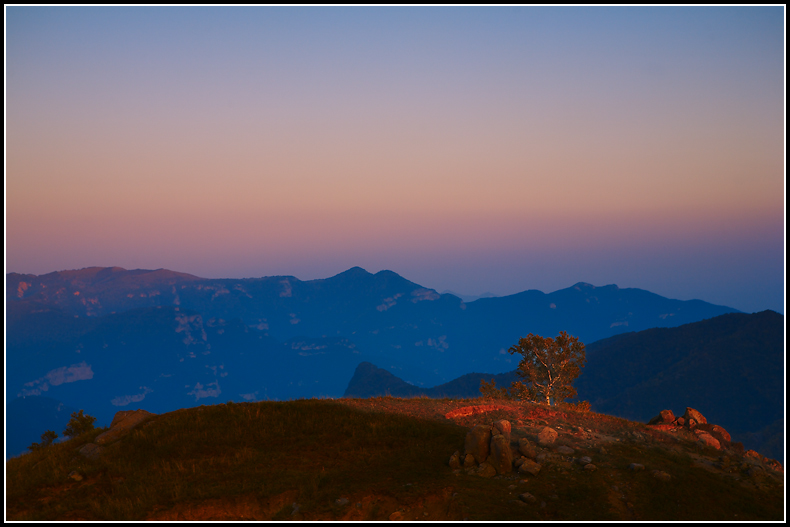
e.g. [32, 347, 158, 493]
[63, 410, 97, 438]
[479, 378, 516, 400]
[28, 430, 58, 451]
[509, 331, 586, 405]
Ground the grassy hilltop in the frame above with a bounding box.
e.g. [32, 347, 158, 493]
[5, 398, 784, 521]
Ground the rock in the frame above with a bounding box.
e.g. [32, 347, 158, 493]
[535, 451, 550, 463]
[389, 511, 403, 521]
[537, 427, 558, 446]
[78, 442, 105, 460]
[449, 451, 461, 469]
[579, 456, 592, 465]
[682, 408, 707, 426]
[675, 417, 685, 426]
[492, 420, 511, 442]
[629, 463, 645, 472]
[697, 433, 721, 450]
[489, 434, 513, 475]
[335, 498, 349, 506]
[518, 492, 537, 504]
[652, 470, 671, 482]
[476, 462, 497, 478]
[514, 457, 526, 468]
[96, 409, 155, 445]
[647, 409, 675, 425]
[710, 425, 731, 443]
[518, 438, 537, 459]
[518, 459, 542, 476]
[463, 453, 477, 468]
[68, 470, 83, 481]
[555, 445, 574, 455]
[765, 459, 783, 473]
[464, 424, 493, 463]
[688, 418, 698, 429]
[583, 464, 597, 472]
[744, 450, 761, 459]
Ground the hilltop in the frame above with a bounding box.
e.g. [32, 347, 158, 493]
[6, 398, 783, 521]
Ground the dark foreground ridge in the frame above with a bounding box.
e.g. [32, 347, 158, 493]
[6, 398, 783, 521]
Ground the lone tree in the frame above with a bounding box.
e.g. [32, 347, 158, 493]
[507, 331, 586, 406]
[63, 410, 97, 438]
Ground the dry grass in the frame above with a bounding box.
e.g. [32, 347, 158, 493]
[6, 397, 784, 521]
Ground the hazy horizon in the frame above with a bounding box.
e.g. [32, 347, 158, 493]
[5, 6, 785, 314]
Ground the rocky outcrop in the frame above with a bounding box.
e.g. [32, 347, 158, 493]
[647, 410, 675, 425]
[77, 409, 157, 460]
[96, 409, 155, 445]
[647, 407, 736, 452]
[453, 420, 544, 477]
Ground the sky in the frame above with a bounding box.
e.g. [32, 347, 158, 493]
[5, 6, 786, 314]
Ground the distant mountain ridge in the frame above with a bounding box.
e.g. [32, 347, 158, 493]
[343, 362, 521, 399]
[7, 266, 743, 458]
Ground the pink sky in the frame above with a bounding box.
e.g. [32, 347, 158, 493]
[5, 7, 785, 312]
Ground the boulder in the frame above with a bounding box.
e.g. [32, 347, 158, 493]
[519, 492, 537, 504]
[464, 424, 492, 464]
[476, 462, 497, 478]
[537, 427, 558, 446]
[697, 433, 721, 450]
[78, 442, 105, 460]
[492, 420, 511, 442]
[517, 438, 537, 459]
[710, 425, 731, 443]
[518, 459, 542, 476]
[583, 464, 597, 472]
[652, 470, 672, 482]
[96, 409, 156, 445]
[578, 456, 592, 465]
[555, 445, 575, 455]
[629, 463, 645, 472]
[448, 451, 461, 470]
[488, 434, 513, 475]
[648, 410, 675, 425]
[682, 408, 707, 426]
[463, 453, 477, 468]
[675, 417, 685, 426]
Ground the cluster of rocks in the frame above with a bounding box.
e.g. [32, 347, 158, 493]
[447, 419, 597, 480]
[647, 407, 734, 451]
[648, 406, 783, 474]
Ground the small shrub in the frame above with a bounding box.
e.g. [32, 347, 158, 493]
[28, 430, 58, 451]
[559, 400, 592, 413]
[63, 410, 97, 438]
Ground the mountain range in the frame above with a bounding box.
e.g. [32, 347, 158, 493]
[6, 265, 751, 458]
